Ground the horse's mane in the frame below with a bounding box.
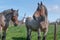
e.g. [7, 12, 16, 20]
[43, 5, 48, 16]
[1, 9, 13, 15]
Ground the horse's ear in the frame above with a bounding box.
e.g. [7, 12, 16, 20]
[38, 2, 39, 5]
[40, 1, 43, 5]
[11, 8, 13, 11]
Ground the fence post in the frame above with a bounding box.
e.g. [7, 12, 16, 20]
[54, 22, 57, 40]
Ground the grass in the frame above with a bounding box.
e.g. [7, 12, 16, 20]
[6, 24, 60, 40]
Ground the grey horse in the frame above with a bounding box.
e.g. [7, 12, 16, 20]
[25, 2, 48, 40]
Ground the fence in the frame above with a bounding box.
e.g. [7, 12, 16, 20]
[54, 22, 57, 40]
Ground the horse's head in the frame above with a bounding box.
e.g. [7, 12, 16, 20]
[33, 1, 47, 20]
[11, 9, 19, 26]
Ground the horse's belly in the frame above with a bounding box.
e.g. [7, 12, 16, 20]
[27, 20, 39, 30]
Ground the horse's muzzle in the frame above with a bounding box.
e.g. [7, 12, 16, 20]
[14, 23, 18, 26]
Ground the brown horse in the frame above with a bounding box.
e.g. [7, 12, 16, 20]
[25, 2, 48, 40]
[0, 9, 18, 40]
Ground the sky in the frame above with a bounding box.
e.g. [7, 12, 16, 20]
[0, 0, 60, 22]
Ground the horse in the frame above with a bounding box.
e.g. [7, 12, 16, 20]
[25, 2, 48, 40]
[0, 8, 18, 40]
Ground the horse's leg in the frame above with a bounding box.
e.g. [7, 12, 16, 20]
[27, 28, 31, 40]
[0, 26, 2, 39]
[38, 28, 41, 40]
[42, 29, 48, 40]
[2, 30, 6, 40]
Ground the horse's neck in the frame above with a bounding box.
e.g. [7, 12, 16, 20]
[4, 14, 12, 26]
[34, 11, 40, 16]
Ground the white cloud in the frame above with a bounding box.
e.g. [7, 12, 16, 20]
[52, 5, 59, 10]
[47, 5, 60, 13]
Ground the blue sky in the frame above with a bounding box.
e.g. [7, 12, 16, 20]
[0, 0, 60, 22]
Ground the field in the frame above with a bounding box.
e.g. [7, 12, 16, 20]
[6, 24, 60, 40]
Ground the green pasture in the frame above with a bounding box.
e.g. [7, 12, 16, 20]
[6, 24, 60, 40]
